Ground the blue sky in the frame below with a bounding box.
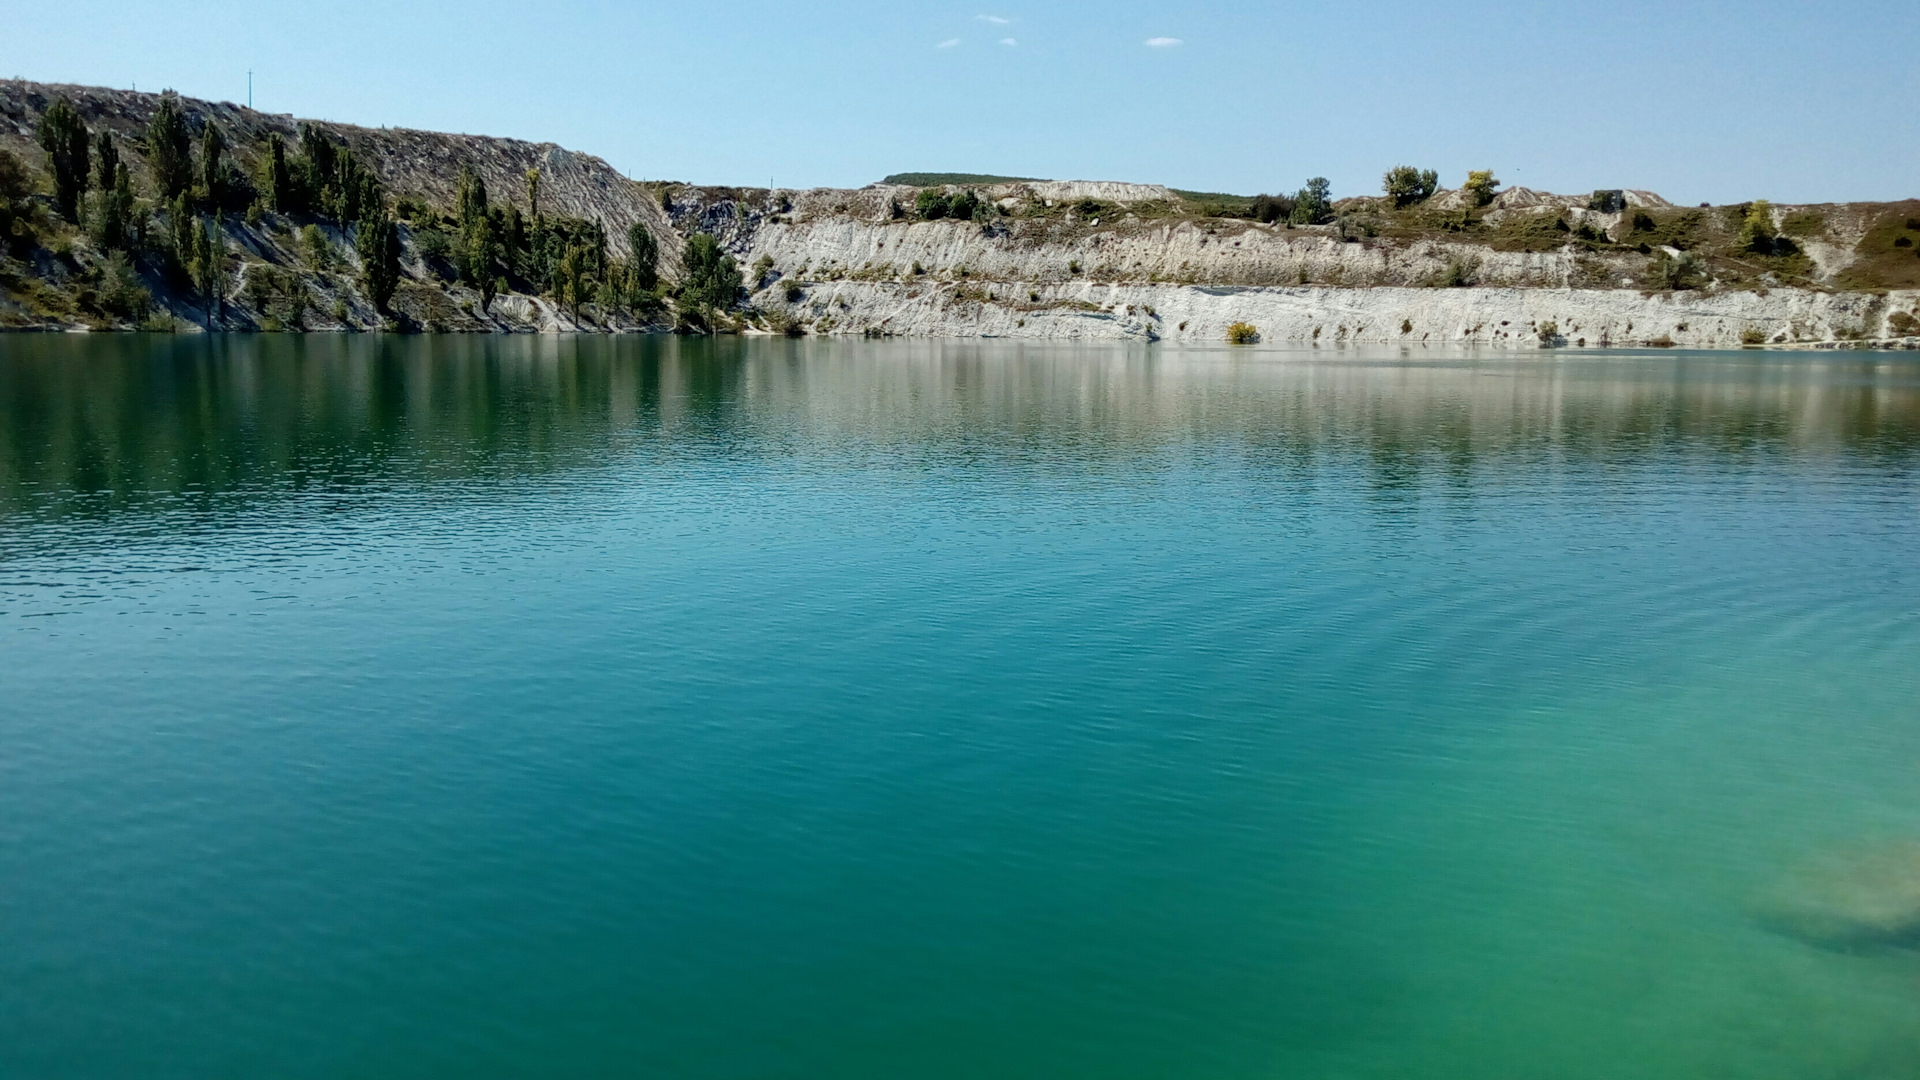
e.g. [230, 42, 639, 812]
[5, 0, 1916, 204]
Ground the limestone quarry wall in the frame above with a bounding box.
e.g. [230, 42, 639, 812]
[771, 280, 1920, 350]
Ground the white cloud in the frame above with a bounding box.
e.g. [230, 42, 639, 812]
[1000, 37, 1018, 46]
[937, 38, 962, 48]
[977, 14, 1011, 24]
[1145, 37, 1183, 47]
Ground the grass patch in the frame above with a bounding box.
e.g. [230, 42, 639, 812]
[1173, 189, 1257, 219]
[1487, 213, 1576, 253]
[1622, 208, 1711, 251]
[1832, 202, 1920, 290]
[1780, 209, 1827, 238]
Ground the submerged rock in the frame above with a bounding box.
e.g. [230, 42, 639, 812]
[1754, 842, 1920, 954]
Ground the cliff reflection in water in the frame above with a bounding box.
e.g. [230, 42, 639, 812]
[2, 334, 1918, 523]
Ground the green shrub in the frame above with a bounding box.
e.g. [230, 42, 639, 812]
[1888, 311, 1918, 337]
[413, 225, 452, 263]
[1740, 326, 1767, 345]
[1335, 214, 1378, 241]
[915, 188, 950, 220]
[916, 188, 985, 221]
[1645, 250, 1704, 290]
[1440, 256, 1478, 287]
[1588, 190, 1626, 213]
[1225, 321, 1260, 344]
[763, 308, 806, 336]
[96, 252, 151, 320]
[1072, 198, 1109, 220]
[1250, 193, 1294, 224]
[299, 224, 332, 271]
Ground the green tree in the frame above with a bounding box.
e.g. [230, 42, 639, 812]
[261, 133, 293, 211]
[557, 241, 589, 314]
[298, 123, 338, 200]
[1737, 200, 1777, 254]
[1288, 177, 1332, 225]
[333, 148, 382, 227]
[89, 131, 134, 251]
[37, 96, 90, 223]
[455, 163, 488, 227]
[0, 148, 32, 249]
[627, 222, 659, 292]
[1383, 165, 1438, 207]
[145, 92, 195, 201]
[453, 164, 498, 292]
[678, 232, 741, 316]
[166, 193, 197, 285]
[1463, 169, 1501, 207]
[356, 210, 402, 314]
[190, 212, 229, 324]
[474, 230, 503, 310]
[524, 168, 542, 223]
[91, 129, 120, 200]
[199, 121, 227, 208]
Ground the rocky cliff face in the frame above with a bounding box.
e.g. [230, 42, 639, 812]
[0, 80, 674, 260]
[3, 79, 1917, 347]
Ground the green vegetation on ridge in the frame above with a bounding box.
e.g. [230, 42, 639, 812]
[883, 172, 1042, 187]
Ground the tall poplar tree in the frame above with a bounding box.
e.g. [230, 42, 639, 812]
[627, 222, 658, 292]
[262, 133, 292, 211]
[91, 131, 134, 250]
[199, 122, 227, 207]
[37, 96, 90, 223]
[145, 92, 194, 200]
[356, 210, 401, 314]
[453, 164, 497, 290]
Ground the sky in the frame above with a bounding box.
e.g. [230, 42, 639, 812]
[4, 0, 1916, 205]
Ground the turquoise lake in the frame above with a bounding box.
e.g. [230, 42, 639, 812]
[1, 334, 1917, 1078]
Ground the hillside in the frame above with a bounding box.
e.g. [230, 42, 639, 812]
[2, 79, 1918, 346]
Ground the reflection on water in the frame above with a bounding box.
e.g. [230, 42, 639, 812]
[1, 335, 1918, 1080]
[4, 335, 1918, 523]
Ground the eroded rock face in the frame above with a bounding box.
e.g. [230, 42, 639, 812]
[1753, 842, 1920, 954]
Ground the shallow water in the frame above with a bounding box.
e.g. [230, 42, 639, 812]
[2, 335, 1917, 1079]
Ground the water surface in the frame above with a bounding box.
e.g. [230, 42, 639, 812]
[2, 335, 1918, 1078]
